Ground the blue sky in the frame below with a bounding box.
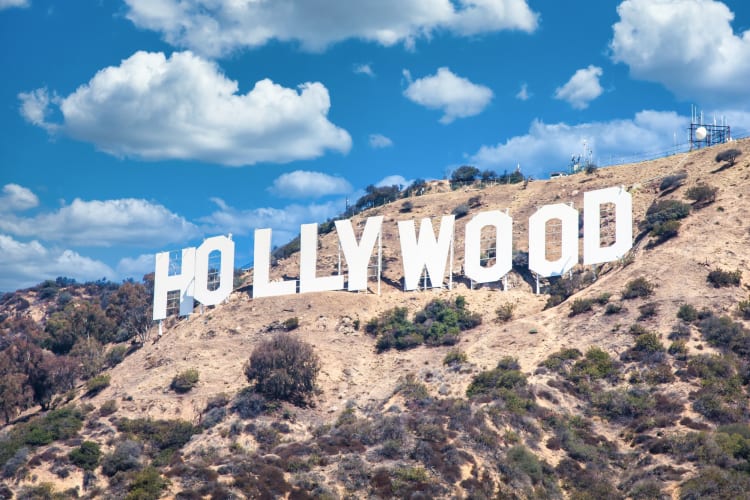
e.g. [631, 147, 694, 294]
[2, 0, 750, 291]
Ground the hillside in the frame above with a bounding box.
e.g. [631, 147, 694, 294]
[1, 140, 750, 499]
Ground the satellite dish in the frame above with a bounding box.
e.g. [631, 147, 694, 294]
[695, 126, 707, 141]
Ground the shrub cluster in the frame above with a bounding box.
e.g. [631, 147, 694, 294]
[686, 184, 718, 206]
[170, 369, 199, 394]
[622, 278, 654, 299]
[707, 268, 742, 288]
[244, 333, 320, 405]
[366, 297, 481, 352]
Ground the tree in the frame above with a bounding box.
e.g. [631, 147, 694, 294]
[10, 340, 77, 410]
[105, 281, 152, 342]
[244, 333, 320, 405]
[715, 148, 741, 166]
[0, 350, 32, 423]
[450, 165, 480, 185]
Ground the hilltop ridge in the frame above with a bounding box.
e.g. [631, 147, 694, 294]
[1, 139, 750, 499]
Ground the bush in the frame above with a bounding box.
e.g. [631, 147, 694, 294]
[569, 298, 594, 317]
[659, 172, 688, 192]
[495, 302, 515, 322]
[101, 440, 143, 476]
[466, 357, 527, 398]
[443, 349, 467, 366]
[400, 201, 413, 213]
[452, 203, 470, 218]
[244, 333, 320, 404]
[283, 317, 300, 331]
[126, 466, 169, 500]
[605, 303, 623, 315]
[642, 200, 691, 233]
[69, 441, 101, 470]
[698, 315, 748, 352]
[686, 184, 718, 206]
[568, 347, 620, 385]
[715, 148, 741, 166]
[739, 298, 750, 320]
[171, 369, 200, 393]
[232, 388, 267, 419]
[638, 302, 658, 320]
[677, 304, 698, 322]
[85, 374, 110, 396]
[116, 418, 198, 465]
[100, 399, 118, 416]
[541, 348, 582, 373]
[707, 268, 742, 288]
[650, 219, 681, 243]
[622, 278, 654, 299]
[106, 345, 129, 367]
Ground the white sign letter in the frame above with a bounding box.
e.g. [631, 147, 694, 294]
[583, 186, 633, 265]
[300, 223, 345, 293]
[253, 228, 297, 298]
[528, 204, 579, 277]
[335, 216, 383, 291]
[153, 247, 196, 320]
[398, 215, 455, 291]
[194, 235, 235, 306]
[464, 210, 513, 284]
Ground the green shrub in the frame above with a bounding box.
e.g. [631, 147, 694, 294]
[650, 219, 681, 243]
[707, 268, 742, 288]
[686, 183, 718, 206]
[100, 399, 118, 416]
[126, 466, 169, 500]
[605, 303, 623, 315]
[452, 203, 470, 218]
[69, 441, 101, 470]
[541, 348, 582, 373]
[642, 200, 691, 233]
[467, 357, 526, 397]
[739, 298, 750, 320]
[170, 369, 199, 393]
[659, 172, 687, 192]
[244, 333, 320, 404]
[106, 345, 129, 367]
[638, 302, 658, 320]
[116, 418, 198, 465]
[368, 297, 480, 352]
[594, 293, 611, 305]
[680, 467, 750, 498]
[283, 317, 299, 331]
[443, 349, 468, 366]
[495, 302, 515, 322]
[677, 304, 698, 322]
[622, 278, 654, 299]
[85, 374, 110, 396]
[569, 298, 594, 316]
[568, 347, 620, 385]
[715, 148, 742, 165]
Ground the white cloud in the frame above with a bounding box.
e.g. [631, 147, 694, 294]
[516, 83, 531, 101]
[469, 110, 688, 178]
[116, 253, 155, 280]
[403, 67, 493, 124]
[0, 234, 114, 291]
[123, 0, 538, 57]
[354, 63, 375, 77]
[0, 184, 39, 212]
[369, 133, 394, 149]
[0, 0, 29, 10]
[554, 65, 603, 109]
[376, 175, 412, 188]
[199, 198, 343, 246]
[19, 51, 351, 166]
[0, 193, 200, 247]
[268, 170, 353, 199]
[610, 0, 750, 103]
[18, 88, 57, 132]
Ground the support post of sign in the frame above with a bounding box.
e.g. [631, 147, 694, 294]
[449, 227, 454, 290]
[158, 320, 163, 338]
[535, 274, 540, 295]
[503, 275, 508, 291]
[377, 229, 382, 296]
[423, 268, 428, 291]
[338, 240, 342, 276]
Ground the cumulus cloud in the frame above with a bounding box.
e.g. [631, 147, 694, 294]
[369, 133, 394, 149]
[123, 0, 538, 57]
[516, 83, 531, 101]
[610, 0, 750, 103]
[0, 0, 29, 10]
[0, 234, 114, 291]
[0, 192, 200, 247]
[354, 63, 375, 77]
[268, 171, 353, 199]
[116, 253, 155, 280]
[469, 110, 688, 178]
[376, 175, 412, 188]
[404, 67, 493, 123]
[554, 65, 603, 109]
[199, 198, 343, 245]
[0, 184, 39, 212]
[19, 51, 351, 166]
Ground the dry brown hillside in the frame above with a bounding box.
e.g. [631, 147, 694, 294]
[2, 139, 750, 499]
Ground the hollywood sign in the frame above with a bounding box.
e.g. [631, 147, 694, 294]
[153, 186, 632, 321]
